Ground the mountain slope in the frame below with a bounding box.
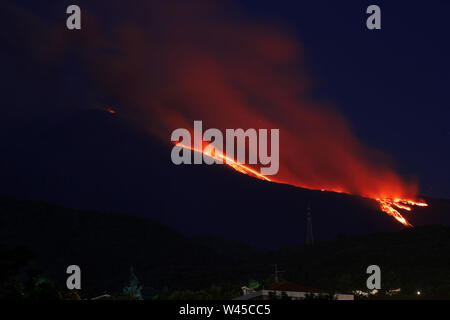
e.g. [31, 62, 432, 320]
[0, 110, 449, 249]
[2, 195, 450, 298]
[0, 195, 259, 293]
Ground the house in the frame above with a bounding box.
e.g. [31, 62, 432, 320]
[235, 282, 354, 300]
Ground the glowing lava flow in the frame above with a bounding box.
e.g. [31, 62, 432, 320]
[175, 142, 271, 181]
[175, 143, 427, 227]
[375, 198, 427, 227]
[106, 107, 117, 114]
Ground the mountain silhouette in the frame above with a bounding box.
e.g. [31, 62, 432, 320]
[1, 109, 448, 249]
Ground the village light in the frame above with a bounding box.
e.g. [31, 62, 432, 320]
[416, 291, 421, 295]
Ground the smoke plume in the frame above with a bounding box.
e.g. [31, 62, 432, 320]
[6, 0, 419, 200]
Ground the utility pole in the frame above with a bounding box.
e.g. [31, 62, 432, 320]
[306, 204, 314, 245]
[273, 264, 284, 284]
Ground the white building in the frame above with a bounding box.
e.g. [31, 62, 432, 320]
[235, 282, 354, 300]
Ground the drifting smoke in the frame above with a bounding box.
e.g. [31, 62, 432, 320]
[3, 1, 424, 223]
[76, 1, 418, 202]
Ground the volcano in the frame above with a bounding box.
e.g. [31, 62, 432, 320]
[0, 110, 448, 249]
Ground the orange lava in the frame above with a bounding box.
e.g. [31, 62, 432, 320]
[106, 107, 117, 114]
[175, 142, 271, 181]
[375, 199, 427, 227]
[174, 143, 427, 227]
